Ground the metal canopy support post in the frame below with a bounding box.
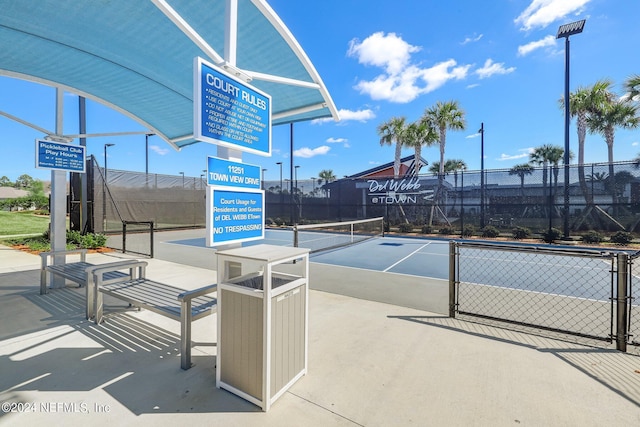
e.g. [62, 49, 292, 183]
[50, 88, 67, 288]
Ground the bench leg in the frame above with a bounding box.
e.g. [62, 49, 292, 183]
[86, 278, 95, 320]
[40, 269, 47, 295]
[94, 291, 104, 324]
[180, 300, 192, 370]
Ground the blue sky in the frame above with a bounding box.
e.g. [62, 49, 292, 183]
[1, 0, 639, 183]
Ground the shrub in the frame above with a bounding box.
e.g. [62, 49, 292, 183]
[581, 230, 603, 244]
[420, 224, 433, 234]
[512, 226, 531, 240]
[610, 231, 633, 245]
[481, 226, 500, 238]
[398, 223, 413, 233]
[80, 233, 107, 249]
[439, 225, 454, 235]
[462, 224, 475, 237]
[541, 227, 562, 243]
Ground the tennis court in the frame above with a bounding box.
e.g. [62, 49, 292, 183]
[160, 225, 450, 280]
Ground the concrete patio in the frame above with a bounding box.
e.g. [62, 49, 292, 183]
[1, 244, 639, 426]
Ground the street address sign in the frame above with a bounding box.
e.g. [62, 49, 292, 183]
[206, 156, 261, 189]
[35, 139, 86, 173]
[194, 57, 272, 156]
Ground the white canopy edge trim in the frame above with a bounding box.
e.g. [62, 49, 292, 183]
[246, 71, 320, 89]
[251, 0, 339, 121]
[272, 102, 330, 121]
[0, 70, 178, 150]
[0, 109, 53, 136]
[151, 0, 225, 65]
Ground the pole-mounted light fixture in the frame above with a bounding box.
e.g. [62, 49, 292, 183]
[557, 19, 586, 239]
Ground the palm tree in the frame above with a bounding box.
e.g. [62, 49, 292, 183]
[423, 101, 466, 179]
[560, 80, 613, 206]
[509, 163, 534, 199]
[587, 98, 640, 208]
[377, 117, 407, 178]
[318, 169, 336, 198]
[624, 74, 640, 102]
[402, 118, 438, 176]
[529, 145, 554, 192]
[530, 144, 568, 217]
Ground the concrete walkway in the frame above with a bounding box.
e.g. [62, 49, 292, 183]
[1, 245, 639, 426]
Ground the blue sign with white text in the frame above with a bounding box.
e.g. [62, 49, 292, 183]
[194, 57, 271, 156]
[206, 187, 265, 246]
[207, 156, 261, 189]
[35, 140, 86, 173]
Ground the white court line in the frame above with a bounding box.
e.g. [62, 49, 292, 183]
[383, 242, 431, 272]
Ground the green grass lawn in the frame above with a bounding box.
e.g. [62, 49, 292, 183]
[0, 211, 52, 236]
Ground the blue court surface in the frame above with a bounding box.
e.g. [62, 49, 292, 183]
[164, 228, 450, 280]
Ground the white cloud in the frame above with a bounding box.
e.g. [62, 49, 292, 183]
[518, 35, 557, 56]
[348, 32, 470, 103]
[347, 31, 420, 75]
[466, 133, 481, 139]
[515, 0, 591, 31]
[497, 148, 534, 161]
[149, 144, 170, 155]
[294, 146, 331, 158]
[312, 108, 375, 124]
[461, 34, 483, 45]
[466, 83, 480, 89]
[632, 142, 639, 147]
[475, 59, 516, 79]
[326, 137, 347, 143]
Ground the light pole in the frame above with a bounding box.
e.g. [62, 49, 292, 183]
[478, 123, 485, 228]
[104, 143, 115, 183]
[276, 162, 283, 215]
[179, 171, 185, 187]
[557, 19, 586, 239]
[262, 168, 267, 190]
[145, 133, 154, 174]
[103, 143, 114, 232]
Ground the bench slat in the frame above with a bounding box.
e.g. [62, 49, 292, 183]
[100, 279, 217, 319]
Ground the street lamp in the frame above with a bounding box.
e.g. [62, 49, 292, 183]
[478, 123, 485, 228]
[179, 171, 184, 187]
[145, 133, 154, 175]
[557, 19, 586, 239]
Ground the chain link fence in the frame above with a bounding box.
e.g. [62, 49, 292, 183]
[264, 161, 640, 239]
[449, 241, 638, 354]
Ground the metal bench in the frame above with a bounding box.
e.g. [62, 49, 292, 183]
[90, 261, 217, 370]
[40, 249, 143, 318]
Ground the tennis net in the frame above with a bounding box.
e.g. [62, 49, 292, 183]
[293, 217, 385, 253]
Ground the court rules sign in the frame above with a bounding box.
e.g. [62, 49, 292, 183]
[194, 57, 271, 156]
[206, 186, 265, 246]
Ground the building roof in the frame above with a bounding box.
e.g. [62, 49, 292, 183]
[0, 0, 339, 150]
[0, 187, 28, 199]
[347, 155, 428, 179]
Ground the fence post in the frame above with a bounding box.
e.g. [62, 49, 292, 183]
[616, 253, 629, 352]
[122, 221, 127, 254]
[449, 241, 456, 318]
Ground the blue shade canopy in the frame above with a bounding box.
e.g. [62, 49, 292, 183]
[0, 0, 339, 150]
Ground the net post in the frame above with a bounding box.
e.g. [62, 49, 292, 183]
[293, 224, 299, 248]
[449, 240, 457, 318]
[616, 252, 629, 352]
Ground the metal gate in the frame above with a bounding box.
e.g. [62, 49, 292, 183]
[449, 241, 636, 352]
